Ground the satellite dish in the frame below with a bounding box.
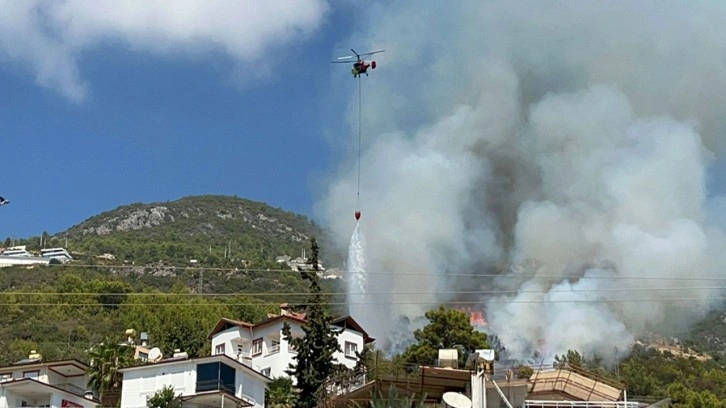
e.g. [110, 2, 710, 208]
[443, 392, 472, 408]
[149, 347, 163, 363]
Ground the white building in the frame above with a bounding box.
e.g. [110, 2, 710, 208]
[0, 255, 50, 268]
[118, 354, 270, 408]
[40, 248, 73, 262]
[207, 305, 374, 379]
[0, 354, 99, 408]
[1, 246, 33, 257]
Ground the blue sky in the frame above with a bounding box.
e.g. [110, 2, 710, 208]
[3, 1, 726, 244]
[0, 1, 367, 238]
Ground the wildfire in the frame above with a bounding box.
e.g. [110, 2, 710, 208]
[457, 306, 488, 328]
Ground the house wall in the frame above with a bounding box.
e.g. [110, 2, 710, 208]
[249, 324, 293, 378]
[121, 361, 197, 407]
[0, 386, 96, 408]
[50, 392, 97, 408]
[120, 360, 266, 408]
[0, 366, 48, 382]
[211, 327, 247, 361]
[211, 320, 367, 379]
[0, 391, 50, 408]
[333, 329, 365, 370]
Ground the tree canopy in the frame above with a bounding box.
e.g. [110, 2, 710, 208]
[147, 385, 183, 408]
[402, 305, 490, 367]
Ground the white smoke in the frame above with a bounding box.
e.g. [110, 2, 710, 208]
[318, 1, 726, 362]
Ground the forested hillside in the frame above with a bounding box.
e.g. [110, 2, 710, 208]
[6, 195, 343, 269]
[0, 263, 346, 365]
[0, 195, 348, 365]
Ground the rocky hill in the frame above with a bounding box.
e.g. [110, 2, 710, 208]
[49, 195, 342, 268]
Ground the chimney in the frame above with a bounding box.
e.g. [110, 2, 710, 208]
[140, 332, 149, 347]
[280, 303, 289, 316]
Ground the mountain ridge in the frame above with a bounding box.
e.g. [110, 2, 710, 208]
[42, 194, 342, 268]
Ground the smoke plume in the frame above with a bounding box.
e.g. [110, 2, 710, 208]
[318, 1, 726, 362]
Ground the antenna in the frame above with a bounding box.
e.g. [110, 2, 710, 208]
[148, 347, 163, 363]
[443, 392, 472, 408]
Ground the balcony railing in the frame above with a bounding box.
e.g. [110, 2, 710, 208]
[266, 344, 280, 355]
[524, 401, 640, 408]
[54, 382, 89, 398]
[195, 379, 235, 395]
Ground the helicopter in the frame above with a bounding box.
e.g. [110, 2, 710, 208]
[331, 49, 385, 78]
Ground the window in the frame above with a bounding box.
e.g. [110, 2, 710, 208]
[23, 371, 39, 379]
[345, 341, 358, 358]
[215, 343, 226, 355]
[196, 362, 236, 394]
[0, 373, 11, 382]
[252, 338, 263, 355]
[236, 344, 245, 355]
[260, 367, 271, 377]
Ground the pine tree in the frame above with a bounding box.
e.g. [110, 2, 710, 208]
[282, 237, 341, 408]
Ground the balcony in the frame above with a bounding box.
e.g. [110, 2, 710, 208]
[265, 343, 280, 356]
[54, 382, 89, 398]
[195, 379, 236, 395]
[196, 362, 236, 396]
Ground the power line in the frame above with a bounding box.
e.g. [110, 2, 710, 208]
[0, 286, 723, 297]
[37, 263, 726, 281]
[0, 297, 722, 307]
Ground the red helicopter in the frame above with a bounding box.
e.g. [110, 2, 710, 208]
[331, 49, 385, 78]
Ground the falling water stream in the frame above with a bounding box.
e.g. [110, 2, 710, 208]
[346, 221, 368, 319]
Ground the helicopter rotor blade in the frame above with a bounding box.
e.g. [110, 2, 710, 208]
[358, 50, 385, 57]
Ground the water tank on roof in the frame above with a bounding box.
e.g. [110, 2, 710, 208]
[438, 349, 458, 369]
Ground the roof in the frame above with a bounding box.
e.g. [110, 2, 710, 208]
[528, 369, 624, 401]
[118, 353, 271, 384]
[206, 314, 308, 339]
[207, 318, 254, 339]
[331, 315, 375, 344]
[338, 366, 529, 404]
[208, 313, 374, 343]
[1, 358, 89, 372]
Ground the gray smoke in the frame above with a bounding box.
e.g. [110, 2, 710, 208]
[318, 1, 726, 362]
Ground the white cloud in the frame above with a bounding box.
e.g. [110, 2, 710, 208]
[0, 0, 329, 101]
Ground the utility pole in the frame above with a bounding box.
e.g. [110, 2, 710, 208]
[198, 269, 203, 294]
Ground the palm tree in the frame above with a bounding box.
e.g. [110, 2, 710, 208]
[356, 385, 427, 408]
[87, 339, 134, 407]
